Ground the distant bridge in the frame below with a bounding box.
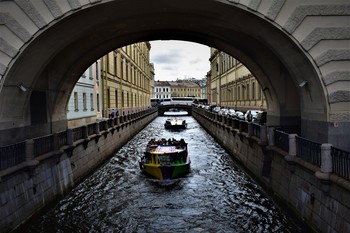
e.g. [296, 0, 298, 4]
[157, 105, 192, 116]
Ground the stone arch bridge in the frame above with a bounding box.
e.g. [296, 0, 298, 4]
[0, 0, 349, 150]
[157, 105, 192, 116]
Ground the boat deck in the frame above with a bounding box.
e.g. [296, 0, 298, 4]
[149, 145, 185, 153]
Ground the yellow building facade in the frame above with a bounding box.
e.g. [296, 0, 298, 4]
[100, 42, 153, 116]
[209, 48, 266, 111]
[169, 80, 201, 99]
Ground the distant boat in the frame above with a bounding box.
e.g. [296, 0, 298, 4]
[164, 118, 187, 129]
[139, 138, 191, 180]
[164, 108, 188, 116]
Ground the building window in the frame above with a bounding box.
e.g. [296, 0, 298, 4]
[95, 61, 99, 81]
[134, 68, 137, 84]
[74, 92, 78, 111]
[122, 91, 124, 107]
[115, 90, 118, 108]
[252, 82, 256, 100]
[127, 92, 129, 106]
[107, 89, 110, 108]
[120, 58, 124, 79]
[83, 92, 87, 111]
[90, 93, 94, 111]
[126, 61, 129, 81]
[96, 93, 100, 112]
[247, 84, 250, 100]
[89, 66, 93, 80]
[114, 55, 117, 76]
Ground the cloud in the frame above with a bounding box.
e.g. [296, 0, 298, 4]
[152, 49, 183, 64]
[150, 40, 210, 81]
[189, 58, 202, 64]
[162, 65, 178, 71]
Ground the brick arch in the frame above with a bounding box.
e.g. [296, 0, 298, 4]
[0, 0, 349, 149]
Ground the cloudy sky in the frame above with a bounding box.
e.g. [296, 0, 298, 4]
[150, 40, 210, 81]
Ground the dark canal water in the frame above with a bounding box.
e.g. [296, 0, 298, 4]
[21, 116, 306, 233]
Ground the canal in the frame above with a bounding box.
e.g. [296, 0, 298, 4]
[19, 116, 306, 232]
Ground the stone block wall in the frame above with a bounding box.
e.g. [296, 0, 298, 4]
[192, 109, 350, 233]
[0, 111, 157, 232]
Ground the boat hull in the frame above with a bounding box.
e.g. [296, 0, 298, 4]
[164, 123, 187, 129]
[140, 162, 190, 180]
[140, 138, 190, 180]
[164, 118, 187, 129]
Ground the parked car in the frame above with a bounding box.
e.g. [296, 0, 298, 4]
[218, 108, 229, 116]
[235, 111, 245, 120]
[244, 110, 261, 121]
[209, 105, 218, 112]
[227, 109, 236, 117]
[212, 106, 221, 113]
[253, 111, 267, 124]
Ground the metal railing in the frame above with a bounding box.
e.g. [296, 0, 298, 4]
[34, 135, 54, 157]
[332, 147, 350, 179]
[0, 108, 156, 171]
[252, 123, 261, 138]
[240, 121, 248, 133]
[0, 141, 26, 170]
[274, 130, 289, 152]
[87, 123, 96, 136]
[72, 127, 83, 141]
[58, 131, 67, 147]
[232, 119, 240, 129]
[296, 136, 321, 166]
[192, 107, 350, 180]
[2, 107, 349, 182]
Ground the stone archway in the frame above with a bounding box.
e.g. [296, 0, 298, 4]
[0, 0, 349, 149]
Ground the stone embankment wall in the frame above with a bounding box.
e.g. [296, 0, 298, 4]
[192, 108, 350, 233]
[0, 110, 157, 232]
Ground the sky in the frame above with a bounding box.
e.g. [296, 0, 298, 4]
[150, 40, 210, 81]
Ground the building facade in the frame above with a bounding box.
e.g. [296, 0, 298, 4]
[100, 42, 153, 116]
[169, 80, 201, 99]
[209, 48, 266, 111]
[67, 42, 153, 126]
[154, 81, 171, 99]
[67, 61, 100, 127]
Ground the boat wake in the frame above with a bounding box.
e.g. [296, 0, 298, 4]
[148, 178, 181, 188]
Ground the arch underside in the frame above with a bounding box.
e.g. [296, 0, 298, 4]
[0, 0, 342, 148]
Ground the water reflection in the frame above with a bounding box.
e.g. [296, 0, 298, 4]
[22, 116, 305, 233]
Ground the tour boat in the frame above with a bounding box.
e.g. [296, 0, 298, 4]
[139, 138, 191, 180]
[164, 118, 187, 129]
